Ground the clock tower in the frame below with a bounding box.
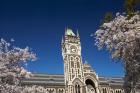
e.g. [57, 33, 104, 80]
[62, 28, 86, 93]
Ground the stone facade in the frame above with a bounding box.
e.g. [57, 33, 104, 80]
[22, 28, 124, 93]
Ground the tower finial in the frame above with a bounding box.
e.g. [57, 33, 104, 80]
[65, 27, 67, 36]
[85, 60, 88, 64]
[61, 36, 64, 44]
[77, 29, 80, 37]
[65, 28, 76, 36]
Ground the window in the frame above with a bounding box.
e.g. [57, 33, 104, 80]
[78, 69, 79, 73]
[110, 90, 113, 93]
[77, 62, 80, 68]
[78, 85, 80, 93]
[58, 89, 64, 93]
[103, 88, 107, 93]
[75, 57, 80, 62]
[75, 84, 80, 93]
[70, 56, 74, 61]
[71, 61, 74, 67]
[116, 90, 121, 93]
[72, 69, 74, 73]
[49, 90, 53, 93]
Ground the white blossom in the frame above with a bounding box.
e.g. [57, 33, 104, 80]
[0, 38, 37, 93]
[95, 12, 140, 93]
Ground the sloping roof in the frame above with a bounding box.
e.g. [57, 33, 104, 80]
[21, 74, 64, 86]
[65, 28, 76, 36]
[99, 76, 124, 86]
[21, 74, 124, 86]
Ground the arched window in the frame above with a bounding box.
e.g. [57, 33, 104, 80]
[85, 79, 96, 93]
[78, 69, 79, 74]
[75, 56, 80, 62]
[72, 69, 74, 73]
[58, 89, 64, 93]
[75, 85, 77, 93]
[105, 88, 107, 93]
[116, 90, 119, 93]
[103, 88, 107, 93]
[78, 85, 80, 93]
[49, 89, 54, 93]
[70, 56, 74, 61]
[71, 61, 74, 67]
[102, 89, 104, 93]
[119, 90, 122, 93]
[77, 62, 80, 68]
[75, 84, 80, 93]
[110, 90, 113, 93]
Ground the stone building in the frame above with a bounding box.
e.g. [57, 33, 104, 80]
[22, 28, 124, 93]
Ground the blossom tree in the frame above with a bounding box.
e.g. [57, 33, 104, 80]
[22, 85, 49, 93]
[95, 12, 140, 93]
[0, 38, 36, 93]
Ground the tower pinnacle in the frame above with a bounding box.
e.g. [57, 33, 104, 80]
[61, 36, 64, 44]
[77, 29, 80, 37]
[65, 28, 76, 36]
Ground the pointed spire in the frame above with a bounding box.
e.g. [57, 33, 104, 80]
[84, 60, 91, 67]
[61, 36, 64, 44]
[85, 60, 88, 64]
[65, 27, 67, 36]
[65, 27, 76, 36]
[77, 29, 80, 37]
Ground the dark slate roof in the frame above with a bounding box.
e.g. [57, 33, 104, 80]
[21, 74, 124, 86]
[99, 76, 124, 86]
[21, 74, 65, 86]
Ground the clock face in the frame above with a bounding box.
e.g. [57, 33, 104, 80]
[70, 46, 77, 53]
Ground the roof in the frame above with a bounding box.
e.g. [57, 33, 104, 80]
[21, 74, 124, 86]
[65, 28, 76, 36]
[99, 76, 124, 86]
[21, 74, 65, 86]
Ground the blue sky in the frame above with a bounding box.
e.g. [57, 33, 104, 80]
[0, 0, 125, 76]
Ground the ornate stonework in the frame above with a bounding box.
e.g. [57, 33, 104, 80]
[21, 28, 125, 93]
